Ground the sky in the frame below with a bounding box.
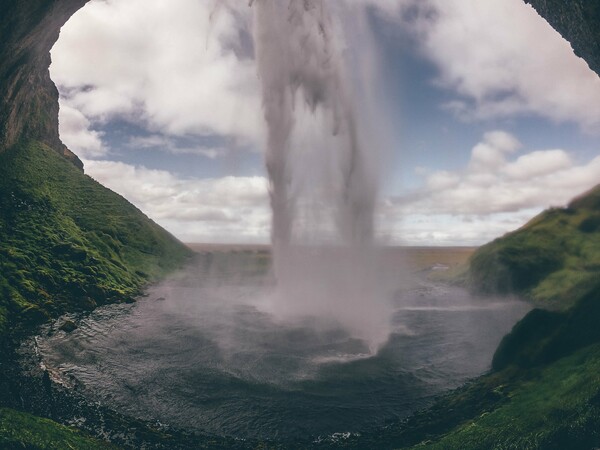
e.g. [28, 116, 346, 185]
[50, 0, 600, 246]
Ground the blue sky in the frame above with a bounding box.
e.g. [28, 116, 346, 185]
[50, 0, 600, 245]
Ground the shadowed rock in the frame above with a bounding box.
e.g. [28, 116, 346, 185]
[0, 0, 88, 168]
[525, 0, 600, 78]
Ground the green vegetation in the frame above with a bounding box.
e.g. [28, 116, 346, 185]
[1, 141, 598, 448]
[0, 407, 116, 449]
[0, 140, 191, 335]
[375, 187, 600, 449]
[408, 341, 600, 450]
[334, 281, 600, 449]
[0, 139, 192, 448]
[468, 184, 600, 309]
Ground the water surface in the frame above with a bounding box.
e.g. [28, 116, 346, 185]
[36, 252, 530, 441]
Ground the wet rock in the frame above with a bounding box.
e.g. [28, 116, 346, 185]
[525, 0, 600, 78]
[80, 296, 97, 310]
[59, 320, 77, 333]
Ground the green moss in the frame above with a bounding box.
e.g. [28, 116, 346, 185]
[334, 188, 600, 449]
[409, 343, 600, 450]
[468, 185, 600, 309]
[0, 407, 117, 449]
[0, 140, 192, 335]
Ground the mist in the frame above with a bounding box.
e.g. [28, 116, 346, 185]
[248, 0, 391, 349]
[34, 251, 532, 438]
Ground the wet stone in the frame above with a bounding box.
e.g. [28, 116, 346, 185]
[59, 320, 77, 333]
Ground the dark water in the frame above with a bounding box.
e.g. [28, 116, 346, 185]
[35, 253, 530, 441]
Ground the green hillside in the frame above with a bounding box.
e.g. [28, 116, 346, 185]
[468, 184, 600, 309]
[384, 278, 599, 450]
[399, 187, 600, 449]
[406, 338, 600, 449]
[336, 186, 600, 449]
[0, 407, 116, 450]
[342, 325, 600, 449]
[0, 140, 191, 335]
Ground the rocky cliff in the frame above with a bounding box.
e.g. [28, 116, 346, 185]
[525, 0, 600, 77]
[0, 0, 88, 167]
[0, 4, 193, 445]
[0, 0, 191, 335]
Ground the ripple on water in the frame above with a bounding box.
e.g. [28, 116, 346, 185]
[34, 261, 531, 440]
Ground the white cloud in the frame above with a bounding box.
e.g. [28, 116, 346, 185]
[84, 160, 270, 243]
[382, 0, 600, 130]
[126, 135, 226, 159]
[51, 0, 264, 150]
[468, 130, 521, 172]
[392, 130, 600, 218]
[377, 210, 540, 246]
[82, 129, 600, 247]
[58, 102, 107, 158]
[502, 149, 572, 180]
[375, 130, 600, 245]
[426, 171, 460, 191]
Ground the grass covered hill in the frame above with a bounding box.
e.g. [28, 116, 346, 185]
[468, 184, 600, 309]
[337, 187, 600, 449]
[332, 185, 600, 449]
[0, 140, 192, 336]
[407, 186, 600, 449]
[0, 407, 116, 450]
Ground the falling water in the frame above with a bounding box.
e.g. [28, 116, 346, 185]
[252, 0, 377, 249]
[250, 0, 390, 348]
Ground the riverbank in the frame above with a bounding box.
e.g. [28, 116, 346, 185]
[0, 306, 256, 449]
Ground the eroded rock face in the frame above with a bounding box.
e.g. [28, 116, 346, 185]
[525, 0, 600, 78]
[0, 0, 88, 168]
[0, 0, 192, 339]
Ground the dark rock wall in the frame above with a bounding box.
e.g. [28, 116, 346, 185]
[525, 0, 600, 78]
[0, 0, 88, 168]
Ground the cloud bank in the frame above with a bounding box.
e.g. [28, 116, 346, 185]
[396, 130, 600, 215]
[383, 130, 600, 245]
[51, 0, 600, 245]
[52, 0, 263, 158]
[381, 0, 600, 130]
[84, 159, 269, 243]
[83, 129, 600, 246]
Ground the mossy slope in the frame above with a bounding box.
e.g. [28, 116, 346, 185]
[468, 184, 600, 309]
[0, 140, 191, 335]
[401, 187, 600, 449]
[406, 341, 600, 450]
[337, 333, 600, 449]
[0, 407, 116, 450]
[335, 188, 600, 449]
